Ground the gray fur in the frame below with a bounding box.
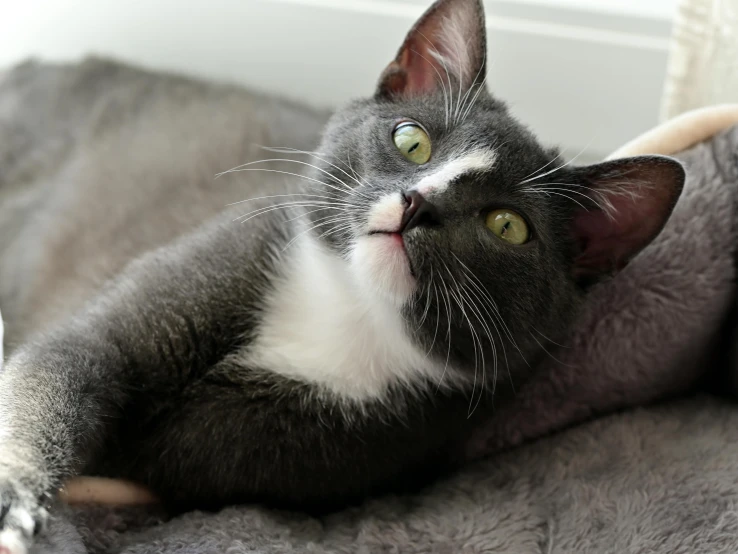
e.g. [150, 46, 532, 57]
[28, 397, 738, 554]
[26, 116, 738, 554]
[0, 57, 327, 346]
[0, 0, 686, 549]
[467, 124, 738, 457]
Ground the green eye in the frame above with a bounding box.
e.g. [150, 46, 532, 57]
[486, 209, 530, 245]
[393, 123, 431, 164]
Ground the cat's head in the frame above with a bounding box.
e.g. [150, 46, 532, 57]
[308, 0, 684, 392]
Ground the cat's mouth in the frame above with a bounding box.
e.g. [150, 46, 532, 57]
[351, 229, 416, 305]
[366, 229, 408, 260]
[348, 193, 418, 304]
[367, 230, 405, 248]
[367, 229, 420, 280]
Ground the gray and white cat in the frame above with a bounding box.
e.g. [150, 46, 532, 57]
[0, 0, 684, 551]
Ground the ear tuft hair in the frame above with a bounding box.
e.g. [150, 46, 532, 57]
[566, 155, 685, 281]
[377, 0, 487, 100]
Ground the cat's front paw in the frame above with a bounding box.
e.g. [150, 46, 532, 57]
[0, 479, 48, 554]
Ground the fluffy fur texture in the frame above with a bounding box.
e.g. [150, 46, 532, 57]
[2, 57, 738, 554]
[0, 0, 693, 551]
[466, 119, 738, 458]
[242, 233, 448, 399]
[30, 398, 738, 554]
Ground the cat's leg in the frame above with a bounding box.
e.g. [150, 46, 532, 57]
[109, 362, 466, 514]
[0, 335, 129, 553]
[0, 219, 270, 553]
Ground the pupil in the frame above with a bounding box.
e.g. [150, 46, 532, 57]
[502, 221, 510, 235]
[407, 142, 420, 154]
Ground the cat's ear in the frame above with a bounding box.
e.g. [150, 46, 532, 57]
[567, 155, 685, 281]
[377, 0, 487, 99]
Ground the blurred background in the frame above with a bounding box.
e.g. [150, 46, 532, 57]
[1, 0, 734, 161]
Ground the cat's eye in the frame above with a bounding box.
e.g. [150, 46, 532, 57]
[393, 122, 431, 164]
[486, 209, 530, 245]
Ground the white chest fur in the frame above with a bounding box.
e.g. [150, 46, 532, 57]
[244, 235, 444, 401]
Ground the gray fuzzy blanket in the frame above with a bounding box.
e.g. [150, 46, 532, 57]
[39, 397, 738, 553]
[3, 59, 738, 554]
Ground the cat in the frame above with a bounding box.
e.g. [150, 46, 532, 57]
[0, 0, 684, 551]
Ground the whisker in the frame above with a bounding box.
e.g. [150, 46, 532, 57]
[282, 215, 354, 251]
[453, 280, 492, 383]
[446, 283, 478, 401]
[524, 189, 589, 211]
[416, 266, 434, 332]
[518, 150, 566, 184]
[217, 158, 371, 200]
[460, 75, 487, 124]
[451, 255, 520, 349]
[235, 202, 347, 225]
[525, 181, 614, 210]
[442, 261, 486, 416]
[435, 275, 454, 392]
[458, 50, 487, 123]
[517, 138, 594, 186]
[527, 181, 592, 191]
[234, 200, 339, 221]
[283, 222, 354, 253]
[284, 206, 346, 224]
[302, 212, 355, 229]
[450, 38, 465, 124]
[410, 49, 451, 129]
[523, 186, 606, 211]
[316, 222, 354, 241]
[452, 255, 527, 389]
[531, 326, 571, 349]
[424, 281, 441, 359]
[227, 192, 349, 207]
[459, 282, 495, 413]
[417, 30, 454, 129]
[346, 151, 364, 187]
[460, 278, 511, 395]
[221, 167, 368, 205]
[528, 184, 617, 216]
[317, 222, 356, 238]
[452, 285, 485, 417]
[258, 146, 371, 190]
[529, 331, 574, 368]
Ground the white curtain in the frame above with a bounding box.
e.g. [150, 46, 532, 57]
[661, 0, 738, 120]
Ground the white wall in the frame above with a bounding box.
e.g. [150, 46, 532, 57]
[0, 0, 677, 160]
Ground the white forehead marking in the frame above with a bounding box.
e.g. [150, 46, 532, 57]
[414, 149, 497, 197]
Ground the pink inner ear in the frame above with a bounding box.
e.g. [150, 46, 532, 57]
[397, 38, 444, 96]
[572, 184, 676, 277]
[573, 207, 634, 275]
[377, 0, 485, 98]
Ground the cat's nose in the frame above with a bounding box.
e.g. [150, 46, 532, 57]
[400, 190, 441, 233]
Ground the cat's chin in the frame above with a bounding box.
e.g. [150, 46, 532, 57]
[350, 234, 416, 307]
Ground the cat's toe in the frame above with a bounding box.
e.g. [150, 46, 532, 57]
[0, 482, 47, 554]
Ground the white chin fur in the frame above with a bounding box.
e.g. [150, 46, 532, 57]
[0, 529, 28, 554]
[351, 235, 415, 307]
